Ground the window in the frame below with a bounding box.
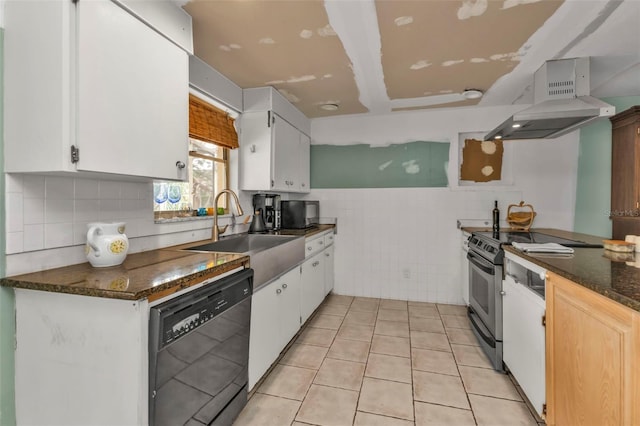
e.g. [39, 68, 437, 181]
[154, 93, 238, 220]
[153, 139, 229, 216]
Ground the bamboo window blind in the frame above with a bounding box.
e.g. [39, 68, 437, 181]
[188, 94, 239, 149]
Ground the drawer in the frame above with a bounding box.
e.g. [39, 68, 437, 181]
[324, 232, 335, 247]
[305, 234, 326, 258]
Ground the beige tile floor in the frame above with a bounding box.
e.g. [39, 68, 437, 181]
[234, 295, 542, 426]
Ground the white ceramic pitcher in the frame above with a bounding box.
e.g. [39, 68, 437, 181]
[86, 222, 129, 267]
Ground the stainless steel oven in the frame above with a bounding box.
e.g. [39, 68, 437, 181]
[467, 235, 504, 371]
[467, 230, 603, 372]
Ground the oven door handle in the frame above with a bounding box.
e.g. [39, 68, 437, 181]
[467, 251, 495, 275]
[468, 308, 496, 349]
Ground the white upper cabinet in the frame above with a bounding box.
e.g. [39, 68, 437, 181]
[240, 87, 311, 193]
[240, 112, 310, 193]
[4, 0, 189, 181]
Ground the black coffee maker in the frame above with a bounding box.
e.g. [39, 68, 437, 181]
[252, 194, 281, 230]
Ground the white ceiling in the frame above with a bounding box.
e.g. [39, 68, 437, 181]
[180, 0, 640, 118]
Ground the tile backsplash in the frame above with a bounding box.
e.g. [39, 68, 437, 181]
[6, 174, 151, 253]
[4, 174, 252, 275]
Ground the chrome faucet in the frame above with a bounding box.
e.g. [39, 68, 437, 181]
[212, 189, 244, 241]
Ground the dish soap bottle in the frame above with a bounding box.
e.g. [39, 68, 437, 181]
[492, 201, 500, 235]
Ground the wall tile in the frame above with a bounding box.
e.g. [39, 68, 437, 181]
[23, 224, 45, 252]
[23, 198, 45, 225]
[45, 176, 74, 199]
[74, 199, 100, 223]
[45, 198, 74, 224]
[6, 232, 24, 254]
[23, 175, 45, 198]
[75, 179, 100, 200]
[121, 182, 140, 200]
[44, 223, 74, 249]
[73, 222, 90, 246]
[98, 199, 122, 221]
[5, 173, 24, 193]
[99, 181, 121, 199]
[6, 193, 24, 233]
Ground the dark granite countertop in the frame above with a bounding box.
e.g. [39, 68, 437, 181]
[0, 249, 250, 301]
[504, 245, 640, 313]
[0, 225, 335, 301]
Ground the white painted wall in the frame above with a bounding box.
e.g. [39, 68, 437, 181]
[308, 104, 579, 303]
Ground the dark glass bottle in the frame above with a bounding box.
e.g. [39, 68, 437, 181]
[492, 201, 500, 236]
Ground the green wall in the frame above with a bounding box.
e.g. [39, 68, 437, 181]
[310, 141, 450, 188]
[0, 28, 16, 426]
[574, 96, 640, 237]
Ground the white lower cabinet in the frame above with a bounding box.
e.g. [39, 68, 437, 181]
[503, 274, 546, 417]
[248, 230, 336, 389]
[300, 251, 325, 324]
[248, 268, 301, 390]
[324, 244, 335, 296]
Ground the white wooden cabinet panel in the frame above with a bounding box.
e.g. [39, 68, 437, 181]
[239, 111, 310, 193]
[503, 274, 546, 418]
[248, 281, 280, 390]
[324, 244, 335, 296]
[277, 267, 302, 349]
[249, 267, 302, 390]
[4, 0, 189, 180]
[14, 290, 149, 426]
[77, 1, 188, 179]
[301, 251, 325, 324]
[272, 116, 300, 191]
[299, 132, 311, 192]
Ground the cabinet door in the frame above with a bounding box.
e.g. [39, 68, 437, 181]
[324, 245, 335, 296]
[611, 121, 639, 214]
[277, 268, 302, 349]
[503, 275, 546, 418]
[546, 272, 640, 425]
[298, 133, 311, 193]
[300, 252, 325, 324]
[272, 115, 300, 191]
[239, 112, 273, 191]
[77, 0, 188, 180]
[248, 283, 280, 390]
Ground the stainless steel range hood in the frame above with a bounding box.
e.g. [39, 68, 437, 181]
[485, 58, 615, 141]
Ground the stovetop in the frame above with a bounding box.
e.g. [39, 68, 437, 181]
[474, 231, 603, 248]
[468, 230, 603, 265]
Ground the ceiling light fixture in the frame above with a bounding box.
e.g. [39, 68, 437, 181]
[319, 103, 339, 111]
[512, 123, 522, 128]
[462, 89, 483, 100]
[494, 135, 503, 140]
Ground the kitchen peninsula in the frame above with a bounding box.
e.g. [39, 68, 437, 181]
[503, 242, 640, 425]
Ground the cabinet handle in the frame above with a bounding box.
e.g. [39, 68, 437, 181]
[276, 288, 282, 294]
[302, 183, 306, 187]
[325, 252, 330, 257]
[500, 290, 506, 296]
[307, 247, 312, 251]
[318, 241, 324, 245]
[282, 283, 288, 289]
[175, 161, 186, 169]
[312, 261, 320, 267]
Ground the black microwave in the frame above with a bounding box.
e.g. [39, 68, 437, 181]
[281, 200, 320, 229]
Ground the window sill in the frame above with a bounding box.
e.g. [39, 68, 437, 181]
[154, 214, 233, 224]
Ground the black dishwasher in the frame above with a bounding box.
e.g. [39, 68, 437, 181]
[149, 268, 253, 426]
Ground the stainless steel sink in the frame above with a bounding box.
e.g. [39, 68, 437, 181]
[184, 234, 305, 289]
